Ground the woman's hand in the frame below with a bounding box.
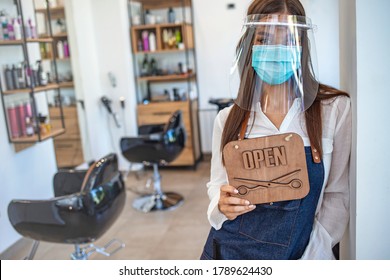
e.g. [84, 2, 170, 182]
[218, 185, 256, 220]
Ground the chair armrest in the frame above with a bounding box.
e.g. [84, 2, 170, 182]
[8, 198, 67, 227]
[8, 194, 84, 241]
[53, 170, 88, 197]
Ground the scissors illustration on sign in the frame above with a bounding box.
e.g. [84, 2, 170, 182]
[233, 169, 303, 195]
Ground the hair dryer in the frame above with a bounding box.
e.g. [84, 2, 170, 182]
[101, 96, 121, 128]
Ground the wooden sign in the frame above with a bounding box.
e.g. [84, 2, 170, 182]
[223, 133, 309, 204]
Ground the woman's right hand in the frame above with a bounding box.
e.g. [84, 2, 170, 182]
[218, 185, 256, 220]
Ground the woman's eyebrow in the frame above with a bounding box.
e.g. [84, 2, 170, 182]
[256, 31, 272, 37]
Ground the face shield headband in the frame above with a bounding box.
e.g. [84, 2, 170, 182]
[230, 14, 319, 114]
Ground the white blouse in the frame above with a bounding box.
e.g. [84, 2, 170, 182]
[206, 96, 352, 260]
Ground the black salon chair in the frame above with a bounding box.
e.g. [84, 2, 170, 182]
[120, 110, 185, 213]
[209, 98, 234, 112]
[8, 153, 126, 260]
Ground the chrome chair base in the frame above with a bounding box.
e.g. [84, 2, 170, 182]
[132, 192, 184, 213]
[71, 239, 125, 260]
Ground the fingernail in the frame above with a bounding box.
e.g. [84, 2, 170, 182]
[245, 200, 250, 205]
[234, 189, 238, 194]
[249, 205, 255, 209]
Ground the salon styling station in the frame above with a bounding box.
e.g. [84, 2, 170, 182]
[128, 0, 201, 167]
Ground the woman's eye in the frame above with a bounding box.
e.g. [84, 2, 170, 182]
[256, 37, 270, 44]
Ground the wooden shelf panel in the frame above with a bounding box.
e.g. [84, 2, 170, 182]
[135, 0, 192, 10]
[35, 6, 65, 19]
[35, 6, 65, 13]
[0, 40, 23, 46]
[59, 81, 74, 88]
[137, 73, 195, 82]
[10, 128, 65, 143]
[52, 32, 68, 38]
[134, 48, 190, 54]
[131, 22, 189, 30]
[26, 38, 53, 43]
[2, 83, 60, 95]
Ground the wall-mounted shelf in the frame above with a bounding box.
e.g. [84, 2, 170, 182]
[35, 6, 65, 20]
[0, 0, 66, 146]
[2, 84, 60, 95]
[0, 40, 24, 46]
[59, 81, 74, 88]
[137, 73, 196, 82]
[10, 128, 65, 143]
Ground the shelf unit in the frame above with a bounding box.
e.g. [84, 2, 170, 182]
[129, 0, 201, 167]
[0, 0, 65, 146]
[34, 1, 84, 168]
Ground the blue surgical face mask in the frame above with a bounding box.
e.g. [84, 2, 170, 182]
[252, 45, 302, 85]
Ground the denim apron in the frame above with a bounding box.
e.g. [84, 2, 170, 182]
[201, 146, 324, 260]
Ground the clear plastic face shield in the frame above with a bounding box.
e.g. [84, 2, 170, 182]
[230, 14, 319, 115]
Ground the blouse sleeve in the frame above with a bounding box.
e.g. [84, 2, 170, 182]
[206, 110, 229, 230]
[301, 97, 352, 259]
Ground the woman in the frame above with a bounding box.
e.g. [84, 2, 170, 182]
[201, 0, 351, 260]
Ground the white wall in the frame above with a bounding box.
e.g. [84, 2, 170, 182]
[339, 0, 390, 260]
[66, 0, 137, 168]
[354, 0, 390, 256]
[0, 0, 57, 254]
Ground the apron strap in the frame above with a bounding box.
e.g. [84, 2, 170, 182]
[238, 111, 321, 163]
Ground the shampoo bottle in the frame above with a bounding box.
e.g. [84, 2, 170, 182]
[63, 40, 70, 57]
[7, 103, 21, 138]
[142, 31, 149, 51]
[149, 32, 156, 52]
[57, 40, 64, 59]
[13, 17, 22, 40]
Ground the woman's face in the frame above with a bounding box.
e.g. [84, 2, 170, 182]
[253, 25, 301, 47]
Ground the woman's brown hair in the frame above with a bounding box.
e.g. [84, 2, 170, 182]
[221, 0, 349, 160]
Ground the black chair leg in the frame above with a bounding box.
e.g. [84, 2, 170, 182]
[132, 163, 184, 212]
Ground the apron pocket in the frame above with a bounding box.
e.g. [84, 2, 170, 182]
[239, 199, 301, 247]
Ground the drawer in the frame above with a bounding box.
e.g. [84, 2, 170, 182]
[49, 106, 78, 119]
[54, 139, 84, 168]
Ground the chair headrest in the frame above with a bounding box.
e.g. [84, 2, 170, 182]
[164, 110, 183, 132]
[80, 153, 119, 192]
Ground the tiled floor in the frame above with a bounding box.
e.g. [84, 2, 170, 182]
[1, 160, 212, 260]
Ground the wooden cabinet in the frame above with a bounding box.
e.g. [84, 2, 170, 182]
[137, 100, 200, 166]
[50, 106, 84, 168]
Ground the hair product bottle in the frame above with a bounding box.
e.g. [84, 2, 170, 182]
[13, 17, 22, 40]
[149, 32, 156, 52]
[16, 101, 26, 136]
[142, 31, 149, 51]
[57, 40, 64, 59]
[162, 29, 169, 49]
[141, 54, 149, 76]
[4, 65, 14, 90]
[63, 40, 70, 57]
[28, 18, 36, 39]
[11, 64, 19, 89]
[7, 18, 15, 40]
[7, 103, 21, 138]
[17, 63, 25, 88]
[168, 7, 175, 23]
